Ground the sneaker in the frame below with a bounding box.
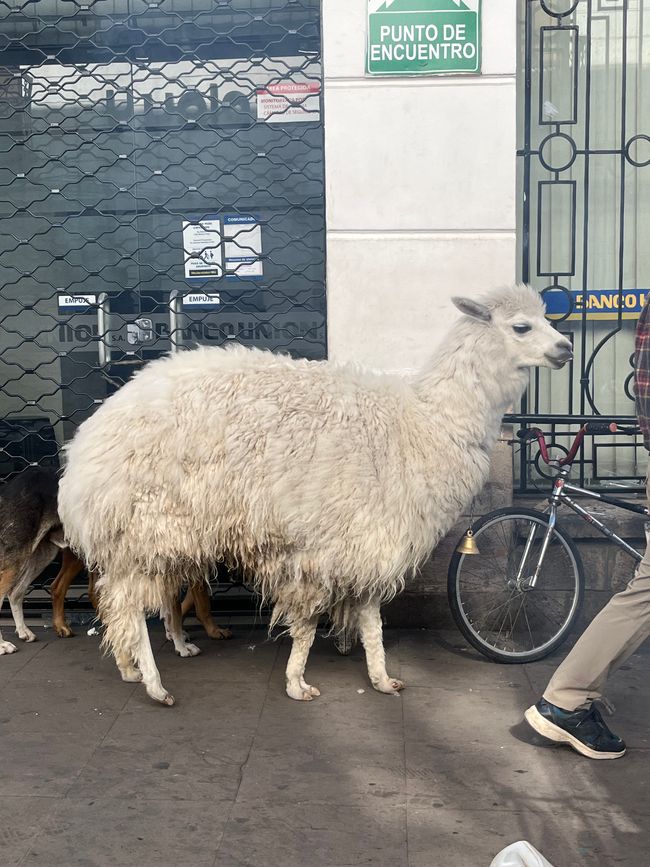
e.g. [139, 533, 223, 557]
[524, 698, 626, 760]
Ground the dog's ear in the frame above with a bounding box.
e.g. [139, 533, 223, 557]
[452, 297, 492, 322]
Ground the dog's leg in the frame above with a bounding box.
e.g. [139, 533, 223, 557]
[191, 583, 232, 640]
[285, 615, 319, 701]
[180, 590, 195, 619]
[7, 543, 58, 645]
[162, 593, 201, 658]
[50, 548, 85, 638]
[357, 599, 403, 695]
[0, 594, 17, 654]
[0, 565, 19, 653]
[87, 569, 99, 612]
[8, 587, 35, 643]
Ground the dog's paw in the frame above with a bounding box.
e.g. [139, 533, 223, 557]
[176, 642, 201, 658]
[0, 640, 17, 655]
[55, 623, 74, 638]
[17, 627, 37, 643]
[207, 626, 232, 640]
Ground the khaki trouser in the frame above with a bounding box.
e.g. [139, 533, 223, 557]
[544, 475, 650, 711]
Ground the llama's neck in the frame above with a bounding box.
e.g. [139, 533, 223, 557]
[412, 321, 529, 452]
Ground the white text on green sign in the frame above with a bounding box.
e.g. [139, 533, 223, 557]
[367, 1, 481, 76]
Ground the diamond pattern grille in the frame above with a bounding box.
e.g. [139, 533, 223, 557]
[0, 0, 325, 614]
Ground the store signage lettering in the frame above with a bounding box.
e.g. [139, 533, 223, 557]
[57, 319, 323, 344]
[58, 293, 97, 310]
[367, 0, 481, 76]
[545, 288, 649, 321]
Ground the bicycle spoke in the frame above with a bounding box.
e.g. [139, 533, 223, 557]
[452, 511, 582, 659]
[521, 597, 535, 651]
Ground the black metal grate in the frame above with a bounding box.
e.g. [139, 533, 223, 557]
[0, 0, 326, 614]
[513, 0, 649, 494]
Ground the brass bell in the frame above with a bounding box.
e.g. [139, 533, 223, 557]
[456, 528, 479, 555]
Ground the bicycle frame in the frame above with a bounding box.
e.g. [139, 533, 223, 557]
[526, 466, 648, 588]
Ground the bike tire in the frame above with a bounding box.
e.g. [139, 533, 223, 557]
[448, 507, 585, 663]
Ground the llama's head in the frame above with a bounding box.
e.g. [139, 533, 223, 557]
[452, 284, 572, 370]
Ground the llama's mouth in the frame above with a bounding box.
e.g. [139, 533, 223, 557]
[545, 352, 573, 369]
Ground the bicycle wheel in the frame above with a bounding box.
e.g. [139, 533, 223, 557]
[448, 507, 584, 663]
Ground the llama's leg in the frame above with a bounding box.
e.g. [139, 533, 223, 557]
[162, 593, 201, 658]
[191, 583, 232, 640]
[357, 600, 404, 695]
[50, 548, 85, 638]
[103, 585, 172, 703]
[0, 594, 17, 654]
[285, 616, 319, 701]
[115, 650, 142, 683]
[134, 614, 175, 706]
[98, 579, 144, 687]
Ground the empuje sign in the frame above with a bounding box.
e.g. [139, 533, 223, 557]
[367, 0, 481, 76]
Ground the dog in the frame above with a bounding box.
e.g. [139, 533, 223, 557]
[0, 467, 231, 653]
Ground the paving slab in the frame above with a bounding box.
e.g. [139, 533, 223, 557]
[0, 623, 647, 866]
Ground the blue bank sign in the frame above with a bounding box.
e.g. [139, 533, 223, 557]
[544, 288, 649, 321]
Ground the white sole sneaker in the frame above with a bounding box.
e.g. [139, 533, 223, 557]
[524, 705, 626, 760]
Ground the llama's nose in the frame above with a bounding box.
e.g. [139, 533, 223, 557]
[554, 340, 573, 362]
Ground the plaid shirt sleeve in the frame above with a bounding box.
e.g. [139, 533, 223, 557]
[634, 299, 650, 450]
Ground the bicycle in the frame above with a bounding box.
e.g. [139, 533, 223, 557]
[448, 421, 648, 664]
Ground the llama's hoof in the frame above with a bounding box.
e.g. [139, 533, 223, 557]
[374, 677, 404, 695]
[120, 667, 143, 683]
[55, 623, 74, 638]
[286, 682, 319, 701]
[176, 642, 201, 658]
[145, 682, 176, 705]
[17, 627, 37, 643]
[300, 680, 320, 697]
[0, 640, 17, 655]
[207, 626, 232, 640]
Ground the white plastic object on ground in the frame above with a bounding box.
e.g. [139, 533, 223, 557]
[489, 841, 554, 867]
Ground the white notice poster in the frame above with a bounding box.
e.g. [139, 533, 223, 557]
[224, 214, 263, 278]
[256, 82, 321, 123]
[182, 217, 223, 279]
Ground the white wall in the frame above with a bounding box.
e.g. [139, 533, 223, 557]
[322, 0, 518, 372]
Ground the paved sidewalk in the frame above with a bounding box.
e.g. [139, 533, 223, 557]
[0, 623, 647, 867]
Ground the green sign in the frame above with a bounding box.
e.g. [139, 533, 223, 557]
[367, 0, 481, 76]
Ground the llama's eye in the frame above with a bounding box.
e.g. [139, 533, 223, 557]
[513, 324, 531, 335]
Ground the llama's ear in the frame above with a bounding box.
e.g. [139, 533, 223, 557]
[451, 296, 492, 323]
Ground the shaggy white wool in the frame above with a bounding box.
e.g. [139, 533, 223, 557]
[58, 283, 570, 694]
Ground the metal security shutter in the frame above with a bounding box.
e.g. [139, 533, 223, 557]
[0, 0, 325, 614]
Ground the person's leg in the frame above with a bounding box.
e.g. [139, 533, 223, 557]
[543, 557, 650, 710]
[525, 486, 650, 758]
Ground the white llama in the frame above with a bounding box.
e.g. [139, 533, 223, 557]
[58, 284, 572, 705]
